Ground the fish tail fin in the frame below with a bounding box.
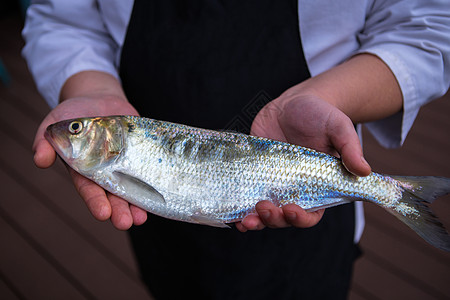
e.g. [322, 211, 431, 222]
[388, 175, 450, 252]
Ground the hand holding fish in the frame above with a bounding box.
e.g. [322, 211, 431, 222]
[236, 93, 371, 232]
[40, 68, 450, 251]
[33, 93, 148, 229]
[236, 54, 405, 232]
[38, 71, 373, 233]
[38, 93, 351, 232]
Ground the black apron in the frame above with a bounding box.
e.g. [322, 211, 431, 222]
[120, 1, 358, 299]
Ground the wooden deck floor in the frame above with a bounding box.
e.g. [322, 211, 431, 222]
[1, 12, 449, 300]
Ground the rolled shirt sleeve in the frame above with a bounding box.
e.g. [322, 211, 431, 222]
[22, 0, 131, 108]
[357, 0, 450, 148]
[300, 0, 450, 149]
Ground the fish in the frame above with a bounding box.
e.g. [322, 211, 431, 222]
[45, 116, 450, 251]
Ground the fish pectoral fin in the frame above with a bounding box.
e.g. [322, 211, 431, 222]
[305, 197, 353, 212]
[113, 171, 165, 203]
[190, 211, 230, 228]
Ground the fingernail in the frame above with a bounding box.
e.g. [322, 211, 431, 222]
[285, 211, 296, 222]
[259, 210, 270, 220]
[361, 156, 369, 167]
[341, 159, 350, 171]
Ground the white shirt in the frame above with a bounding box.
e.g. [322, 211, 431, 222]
[22, 0, 450, 242]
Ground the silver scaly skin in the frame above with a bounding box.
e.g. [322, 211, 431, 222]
[45, 116, 450, 251]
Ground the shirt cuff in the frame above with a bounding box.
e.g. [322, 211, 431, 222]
[357, 48, 419, 148]
[41, 52, 120, 109]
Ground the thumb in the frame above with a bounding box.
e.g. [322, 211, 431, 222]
[327, 115, 371, 177]
[339, 141, 371, 177]
[33, 137, 57, 169]
[33, 119, 57, 169]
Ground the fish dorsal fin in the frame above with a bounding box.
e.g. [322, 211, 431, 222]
[113, 171, 165, 204]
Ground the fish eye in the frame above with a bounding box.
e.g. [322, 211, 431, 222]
[68, 121, 83, 134]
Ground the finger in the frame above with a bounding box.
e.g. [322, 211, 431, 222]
[33, 139, 57, 168]
[255, 201, 291, 228]
[235, 222, 248, 232]
[281, 205, 325, 228]
[69, 168, 112, 221]
[239, 213, 266, 231]
[33, 118, 49, 153]
[130, 205, 148, 226]
[327, 115, 371, 176]
[33, 117, 57, 168]
[341, 145, 371, 177]
[109, 193, 134, 230]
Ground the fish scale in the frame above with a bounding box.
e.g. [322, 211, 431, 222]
[45, 116, 450, 251]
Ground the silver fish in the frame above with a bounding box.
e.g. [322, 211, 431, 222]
[45, 116, 450, 251]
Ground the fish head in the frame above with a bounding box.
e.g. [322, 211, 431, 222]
[45, 116, 125, 173]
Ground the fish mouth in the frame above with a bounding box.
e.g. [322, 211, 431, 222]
[45, 123, 74, 162]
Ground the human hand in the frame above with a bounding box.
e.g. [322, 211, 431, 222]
[33, 96, 148, 230]
[235, 92, 371, 232]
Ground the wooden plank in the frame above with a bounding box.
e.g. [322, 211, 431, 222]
[1, 79, 50, 124]
[361, 219, 450, 297]
[348, 290, 369, 300]
[0, 128, 146, 283]
[0, 216, 87, 299]
[363, 204, 450, 260]
[349, 282, 380, 300]
[353, 206, 450, 299]
[411, 115, 450, 150]
[363, 134, 450, 177]
[1, 52, 52, 119]
[419, 92, 450, 119]
[0, 163, 152, 299]
[352, 253, 433, 300]
[0, 276, 22, 300]
[0, 92, 37, 147]
[0, 15, 24, 54]
[0, 96, 141, 279]
[362, 94, 450, 176]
